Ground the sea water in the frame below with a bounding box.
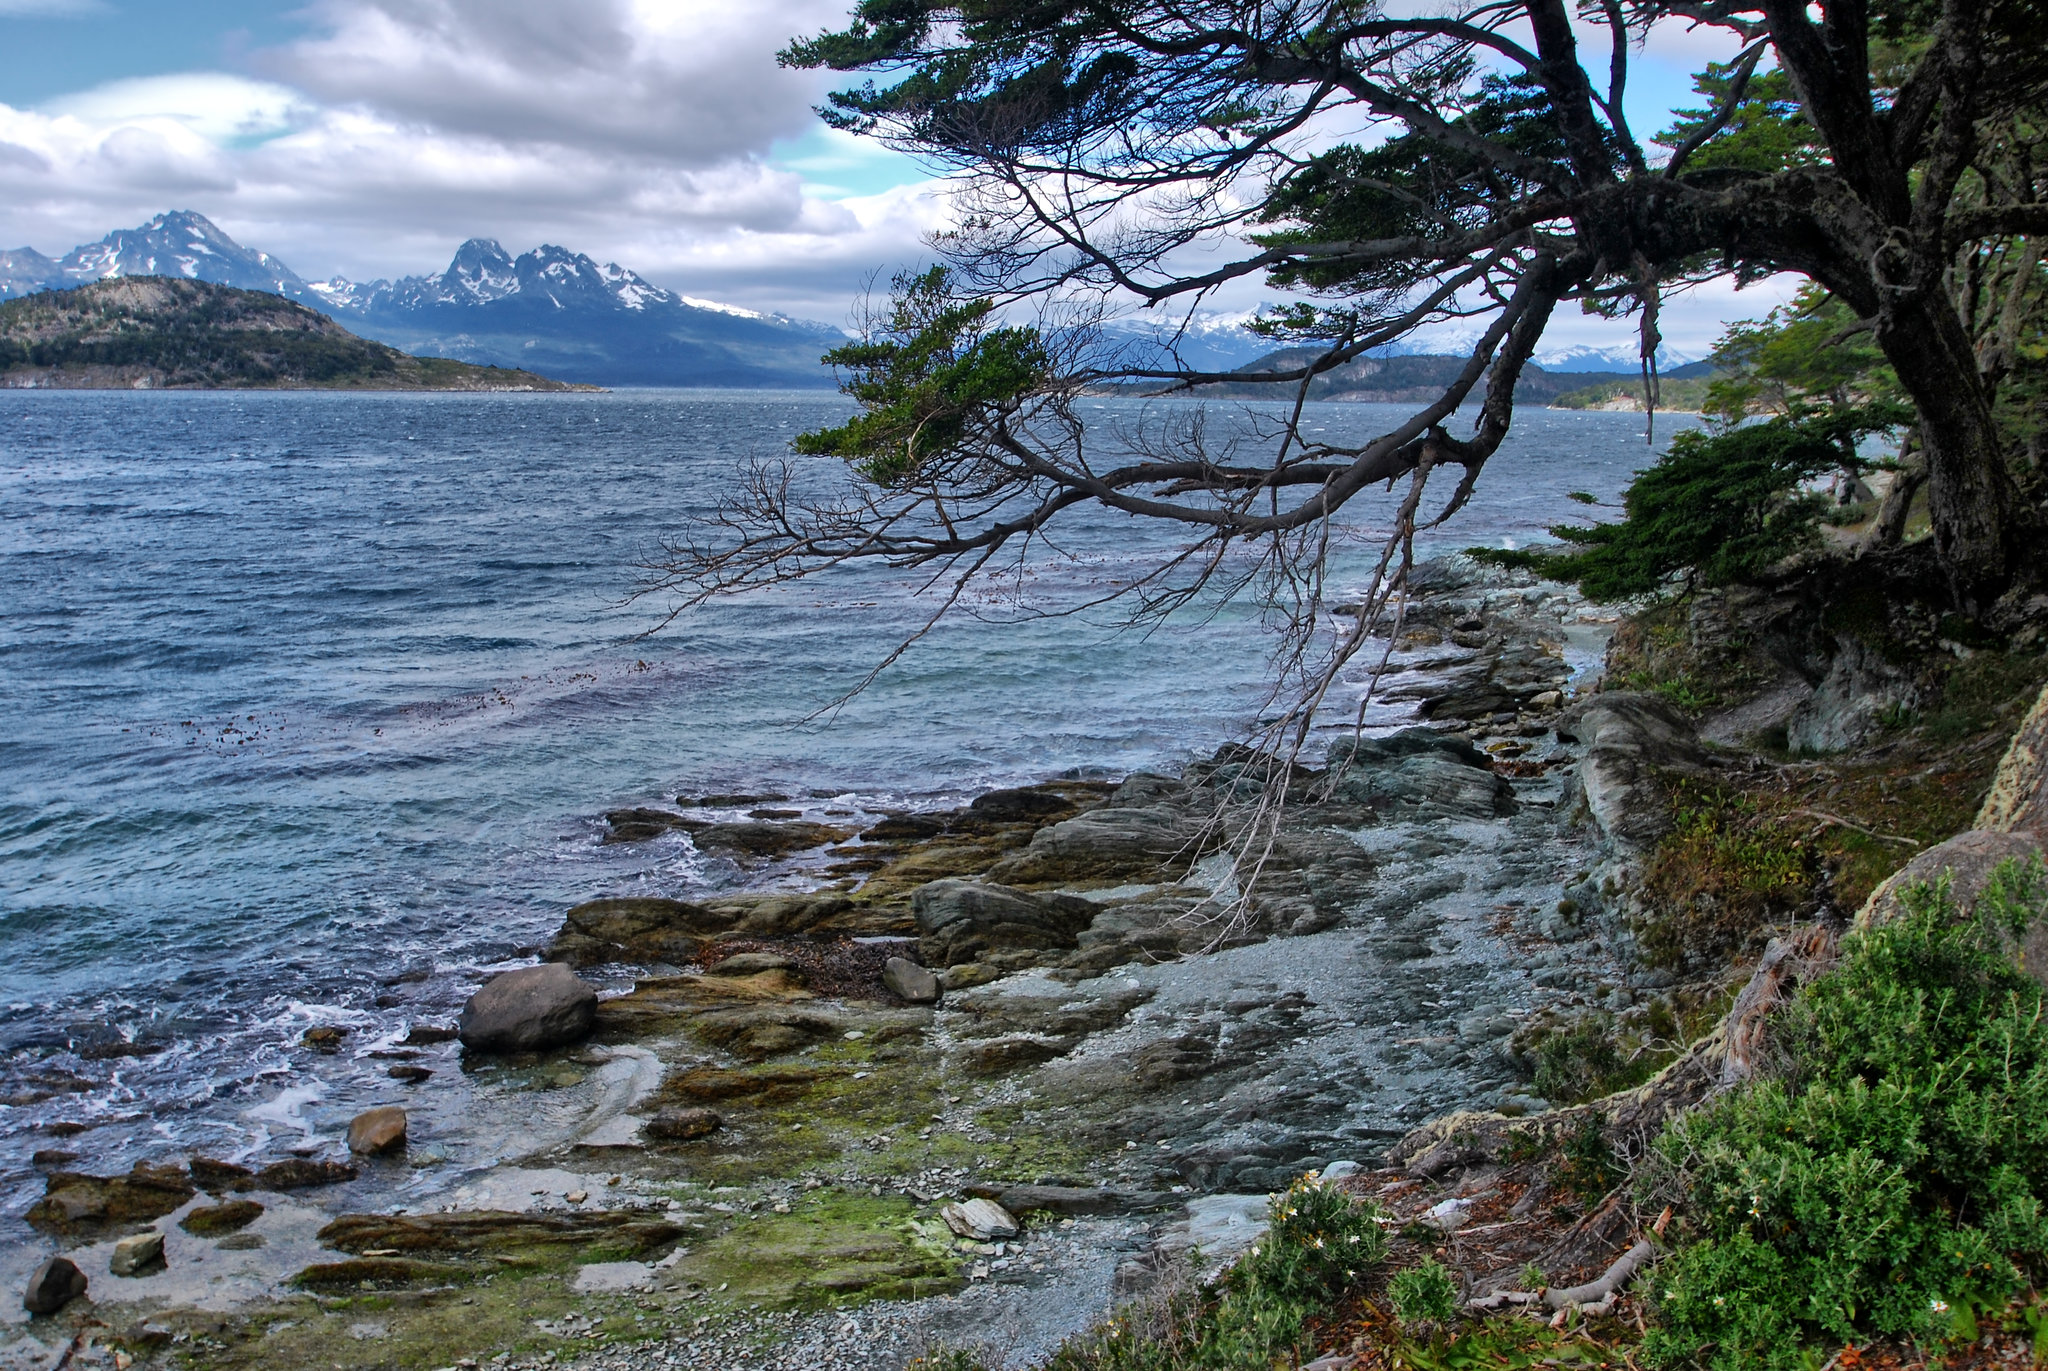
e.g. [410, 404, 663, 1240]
[0, 388, 1678, 1215]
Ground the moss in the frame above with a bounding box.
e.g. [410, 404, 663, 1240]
[667, 1191, 962, 1309]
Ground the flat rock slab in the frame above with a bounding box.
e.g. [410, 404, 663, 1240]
[572, 1261, 655, 1293]
[941, 1197, 1020, 1241]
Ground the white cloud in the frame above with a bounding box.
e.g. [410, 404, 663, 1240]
[269, 0, 845, 162]
[42, 74, 307, 144]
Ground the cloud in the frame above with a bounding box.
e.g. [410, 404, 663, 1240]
[0, 0, 1799, 340]
[42, 73, 307, 144]
[268, 0, 846, 162]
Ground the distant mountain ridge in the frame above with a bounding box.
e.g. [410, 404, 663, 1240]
[0, 211, 845, 388]
[1181, 347, 1715, 405]
[0, 277, 588, 391]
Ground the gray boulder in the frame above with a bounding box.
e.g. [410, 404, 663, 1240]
[23, 1257, 86, 1314]
[457, 963, 598, 1053]
[1326, 729, 1513, 820]
[985, 806, 1215, 885]
[881, 956, 939, 1003]
[1556, 694, 1712, 850]
[911, 880, 1099, 968]
[547, 896, 732, 967]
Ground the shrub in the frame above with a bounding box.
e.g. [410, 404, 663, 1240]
[1469, 419, 1839, 600]
[1389, 1258, 1460, 1327]
[1040, 1172, 1388, 1370]
[1646, 859, 2048, 1370]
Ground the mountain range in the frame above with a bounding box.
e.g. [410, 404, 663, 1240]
[0, 212, 846, 388]
[0, 211, 1694, 388]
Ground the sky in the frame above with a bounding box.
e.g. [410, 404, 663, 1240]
[0, 0, 1798, 356]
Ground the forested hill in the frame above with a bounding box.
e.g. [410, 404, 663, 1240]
[0, 278, 589, 391]
[1181, 347, 1714, 405]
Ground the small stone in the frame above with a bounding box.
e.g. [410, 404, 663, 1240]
[110, 1231, 165, 1277]
[301, 1026, 348, 1053]
[388, 1065, 433, 1084]
[645, 1107, 722, 1141]
[940, 1197, 1020, 1241]
[566, 1190, 588, 1204]
[1320, 1160, 1362, 1181]
[23, 1257, 87, 1314]
[180, 1200, 264, 1236]
[347, 1107, 408, 1155]
[880, 957, 939, 1004]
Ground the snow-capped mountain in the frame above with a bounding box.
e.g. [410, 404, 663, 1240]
[0, 211, 310, 300]
[0, 212, 844, 387]
[1532, 343, 1703, 373]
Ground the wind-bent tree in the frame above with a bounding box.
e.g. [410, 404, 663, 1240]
[658, 0, 2046, 705]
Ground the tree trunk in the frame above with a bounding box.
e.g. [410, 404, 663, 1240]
[1873, 289, 2021, 607]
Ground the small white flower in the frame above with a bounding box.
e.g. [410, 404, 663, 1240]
[1932, 1299, 1950, 1315]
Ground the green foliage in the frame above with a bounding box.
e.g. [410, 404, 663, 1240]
[1554, 1117, 1626, 1206]
[1256, 73, 1606, 295]
[1033, 1173, 1387, 1370]
[1656, 65, 1823, 176]
[1532, 1022, 1657, 1110]
[1702, 284, 1911, 434]
[1647, 859, 2048, 1370]
[795, 265, 1049, 487]
[1471, 420, 1839, 600]
[1389, 1259, 1460, 1328]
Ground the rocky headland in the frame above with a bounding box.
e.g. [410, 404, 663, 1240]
[10, 549, 2042, 1371]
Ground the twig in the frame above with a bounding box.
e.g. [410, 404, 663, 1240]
[1785, 808, 1922, 848]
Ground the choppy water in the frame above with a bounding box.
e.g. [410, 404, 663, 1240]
[0, 388, 1682, 1208]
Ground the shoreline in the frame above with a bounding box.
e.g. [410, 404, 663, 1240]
[3, 557, 1643, 1369]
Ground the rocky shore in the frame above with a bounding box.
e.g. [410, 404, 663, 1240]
[3, 558, 1700, 1371]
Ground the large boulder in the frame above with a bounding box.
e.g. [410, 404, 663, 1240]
[1556, 693, 1713, 850]
[1326, 729, 1513, 820]
[881, 956, 939, 1004]
[457, 964, 598, 1053]
[1978, 684, 2048, 838]
[911, 879, 1099, 967]
[1855, 829, 2048, 988]
[547, 896, 733, 967]
[109, 1231, 165, 1276]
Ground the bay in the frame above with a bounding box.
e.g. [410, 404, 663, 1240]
[0, 388, 1677, 1188]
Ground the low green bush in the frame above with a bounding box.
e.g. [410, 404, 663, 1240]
[1389, 1258, 1460, 1327]
[1646, 858, 2048, 1369]
[1034, 1173, 1388, 1370]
